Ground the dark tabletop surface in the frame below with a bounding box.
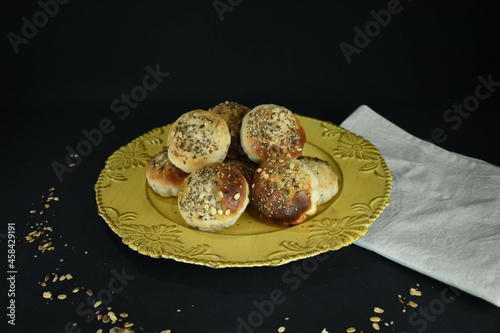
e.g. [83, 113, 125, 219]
[1, 1, 500, 332]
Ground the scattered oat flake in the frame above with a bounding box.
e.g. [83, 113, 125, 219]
[94, 300, 102, 308]
[410, 288, 422, 296]
[408, 301, 418, 308]
[43, 291, 52, 299]
[120, 312, 129, 318]
[321, 329, 329, 333]
[346, 328, 356, 333]
[370, 316, 381, 322]
[58, 294, 67, 300]
[278, 327, 286, 332]
[30, 210, 37, 214]
[372, 322, 380, 331]
[373, 307, 384, 313]
[161, 330, 171, 333]
[108, 311, 118, 323]
[87, 289, 93, 296]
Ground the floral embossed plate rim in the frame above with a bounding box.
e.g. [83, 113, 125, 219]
[94, 114, 393, 268]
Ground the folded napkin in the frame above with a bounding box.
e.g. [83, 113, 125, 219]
[341, 105, 500, 307]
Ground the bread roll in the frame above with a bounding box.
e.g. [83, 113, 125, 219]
[224, 158, 259, 184]
[167, 110, 231, 173]
[178, 162, 250, 232]
[240, 104, 306, 163]
[298, 156, 339, 205]
[209, 101, 250, 159]
[146, 146, 189, 197]
[250, 157, 319, 226]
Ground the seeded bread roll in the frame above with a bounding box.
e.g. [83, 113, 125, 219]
[298, 156, 339, 205]
[250, 157, 319, 227]
[146, 146, 189, 197]
[224, 158, 259, 184]
[240, 104, 306, 163]
[209, 101, 251, 159]
[178, 163, 250, 232]
[167, 110, 231, 173]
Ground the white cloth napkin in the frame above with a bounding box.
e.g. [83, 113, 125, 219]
[340, 105, 500, 307]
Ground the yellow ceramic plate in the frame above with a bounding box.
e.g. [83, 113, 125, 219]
[95, 115, 392, 268]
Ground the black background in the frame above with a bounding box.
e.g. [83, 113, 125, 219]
[1, 0, 500, 332]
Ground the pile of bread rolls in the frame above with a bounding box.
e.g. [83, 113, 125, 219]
[146, 101, 339, 232]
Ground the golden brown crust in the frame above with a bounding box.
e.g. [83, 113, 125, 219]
[178, 162, 249, 232]
[146, 146, 189, 197]
[250, 157, 319, 226]
[240, 104, 306, 163]
[298, 156, 339, 205]
[209, 101, 250, 159]
[167, 110, 231, 173]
